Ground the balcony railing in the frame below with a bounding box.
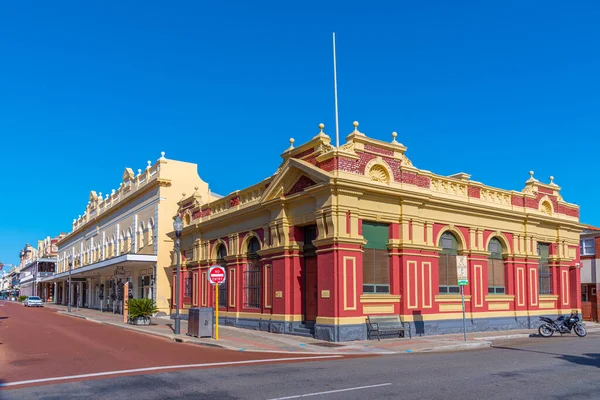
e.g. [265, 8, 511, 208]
[37, 272, 55, 278]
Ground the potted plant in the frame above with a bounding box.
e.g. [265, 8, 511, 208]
[126, 298, 158, 325]
[18, 295, 27, 303]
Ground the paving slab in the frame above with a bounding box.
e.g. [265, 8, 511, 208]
[44, 304, 600, 355]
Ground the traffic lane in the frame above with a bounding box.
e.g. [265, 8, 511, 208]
[0, 301, 356, 386]
[5, 331, 599, 400]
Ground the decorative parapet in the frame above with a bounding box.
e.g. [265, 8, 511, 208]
[179, 178, 272, 225]
[70, 152, 167, 233]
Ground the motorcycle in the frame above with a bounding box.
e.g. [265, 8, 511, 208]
[538, 313, 587, 338]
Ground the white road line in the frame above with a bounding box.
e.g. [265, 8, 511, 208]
[0, 355, 342, 387]
[267, 383, 392, 399]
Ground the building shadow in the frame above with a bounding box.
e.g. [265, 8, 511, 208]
[412, 310, 425, 337]
[492, 345, 600, 368]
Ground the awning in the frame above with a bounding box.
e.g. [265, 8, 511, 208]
[42, 254, 157, 282]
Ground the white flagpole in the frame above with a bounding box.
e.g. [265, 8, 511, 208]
[333, 32, 340, 148]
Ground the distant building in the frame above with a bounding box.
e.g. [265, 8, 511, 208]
[580, 226, 600, 321]
[18, 234, 64, 300]
[42, 152, 218, 315]
[172, 122, 584, 341]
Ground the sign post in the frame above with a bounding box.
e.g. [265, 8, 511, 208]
[122, 281, 129, 324]
[208, 266, 226, 341]
[456, 255, 468, 342]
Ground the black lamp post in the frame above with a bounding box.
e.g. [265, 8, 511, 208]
[67, 254, 73, 313]
[173, 215, 183, 335]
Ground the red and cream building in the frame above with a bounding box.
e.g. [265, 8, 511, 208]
[580, 226, 600, 321]
[171, 122, 584, 341]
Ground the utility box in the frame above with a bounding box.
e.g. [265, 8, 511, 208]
[187, 307, 214, 338]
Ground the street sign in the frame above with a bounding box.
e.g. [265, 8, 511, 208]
[456, 255, 468, 285]
[208, 266, 226, 285]
[208, 266, 226, 341]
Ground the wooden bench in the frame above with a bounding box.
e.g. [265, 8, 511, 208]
[366, 315, 411, 340]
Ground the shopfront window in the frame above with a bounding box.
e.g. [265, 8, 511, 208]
[538, 243, 552, 294]
[487, 238, 505, 294]
[244, 237, 261, 308]
[439, 232, 460, 294]
[362, 221, 390, 294]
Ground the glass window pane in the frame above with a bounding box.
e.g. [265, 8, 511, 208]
[439, 254, 448, 286]
[363, 285, 375, 293]
[363, 249, 375, 285]
[447, 256, 458, 285]
[373, 249, 389, 285]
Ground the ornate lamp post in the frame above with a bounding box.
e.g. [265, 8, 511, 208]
[67, 254, 73, 313]
[173, 215, 183, 335]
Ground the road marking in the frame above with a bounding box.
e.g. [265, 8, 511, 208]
[266, 383, 392, 399]
[0, 355, 343, 388]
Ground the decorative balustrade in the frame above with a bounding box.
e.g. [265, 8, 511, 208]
[71, 160, 162, 232]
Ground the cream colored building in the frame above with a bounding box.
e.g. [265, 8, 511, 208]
[43, 152, 217, 315]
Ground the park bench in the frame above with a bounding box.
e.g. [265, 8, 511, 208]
[366, 315, 411, 340]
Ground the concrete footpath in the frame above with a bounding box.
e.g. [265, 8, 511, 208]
[45, 304, 600, 355]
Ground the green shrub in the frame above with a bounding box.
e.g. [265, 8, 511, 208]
[18, 295, 27, 302]
[126, 298, 158, 319]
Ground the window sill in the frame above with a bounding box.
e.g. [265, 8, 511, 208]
[435, 294, 471, 302]
[360, 294, 401, 304]
[485, 294, 515, 302]
[539, 294, 559, 300]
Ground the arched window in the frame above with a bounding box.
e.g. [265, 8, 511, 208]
[216, 244, 227, 307]
[244, 236, 261, 308]
[439, 232, 460, 294]
[120, 231, 126, 252]
[126, 228, 133, 253]
[147, 218, 155, 246]
[109, 237, 115, 258]
[138, 222, 145, 251]
[488, 238, 505, 294]
[538, 243, 552, 294]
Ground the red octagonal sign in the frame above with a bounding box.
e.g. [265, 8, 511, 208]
[208, 266, 226, 285]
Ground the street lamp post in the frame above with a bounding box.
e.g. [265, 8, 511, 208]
[173, 216, 183, 335]
[67, 255, 73, 313]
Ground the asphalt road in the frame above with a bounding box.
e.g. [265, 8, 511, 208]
[6, 333, 598, 400]
[2, 300, 599, 400]
[0, 300, 352, 388]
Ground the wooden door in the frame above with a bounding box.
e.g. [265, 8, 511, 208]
[304, 256, 318, 322]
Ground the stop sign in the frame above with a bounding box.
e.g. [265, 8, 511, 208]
[208, 266, 226, 285]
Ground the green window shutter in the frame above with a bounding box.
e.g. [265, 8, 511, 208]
[362, 221, 389, 250]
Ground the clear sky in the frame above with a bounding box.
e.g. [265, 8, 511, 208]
[1, 1, 599, 267]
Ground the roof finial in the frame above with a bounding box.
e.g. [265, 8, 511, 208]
[313, 123, 330, 140]
[288, 138, 295, 151]
[146, 161, 151, 170]
[391, 132, 398, 144]
[159, 151, 166, 160]
[549, 176, 558, 186]
[352, 121, 365, 136]
[137, 169, 142, 176]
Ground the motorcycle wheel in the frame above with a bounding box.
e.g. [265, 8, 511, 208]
[574, 324, 587, 337]
[539, 324, 554, 337]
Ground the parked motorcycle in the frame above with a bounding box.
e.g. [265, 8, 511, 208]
[538, 313, 587, 337]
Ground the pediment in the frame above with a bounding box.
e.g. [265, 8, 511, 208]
[260, 158, 332, 202]
[122, 168, 135, 181]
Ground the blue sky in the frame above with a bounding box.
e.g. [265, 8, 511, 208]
[1, 1, 599, 267]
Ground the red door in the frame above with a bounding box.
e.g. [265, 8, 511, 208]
[305, 257, 318, 322]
